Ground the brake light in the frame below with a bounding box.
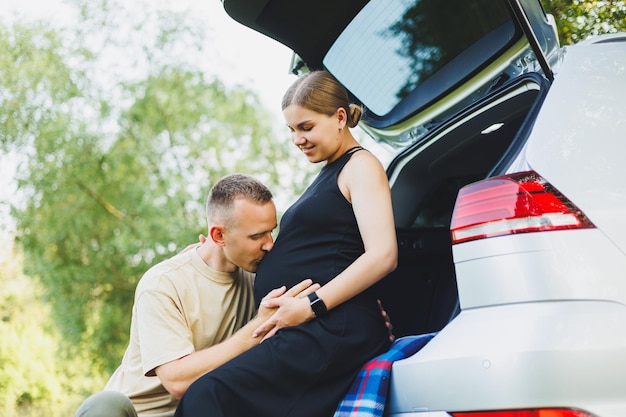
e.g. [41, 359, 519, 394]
[451, 171, 594, 244]
[451, 409, 594, 417]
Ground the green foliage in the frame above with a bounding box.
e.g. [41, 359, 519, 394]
[542, 0, 626, 44]
[0, 21, 81, 151]
[1, 0, 313, 379]
[0, 237, 107, 417]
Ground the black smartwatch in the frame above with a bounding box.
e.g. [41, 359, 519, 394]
[307, 292, 328, 317]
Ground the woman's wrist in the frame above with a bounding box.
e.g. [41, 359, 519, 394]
[307, 292, 328, 317]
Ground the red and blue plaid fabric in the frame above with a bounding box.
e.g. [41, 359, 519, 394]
[334, 332, 437, 417]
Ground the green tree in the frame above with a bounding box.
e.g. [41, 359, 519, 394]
[1, 0, 313, 378]
[0, 21, 81, 151]
[0, 236, 106, 417]
[542, 0, 626, 44]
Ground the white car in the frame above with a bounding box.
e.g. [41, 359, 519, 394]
[221, 0, 626, 416]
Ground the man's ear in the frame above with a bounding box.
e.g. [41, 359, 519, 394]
[209, 225, 226, 246]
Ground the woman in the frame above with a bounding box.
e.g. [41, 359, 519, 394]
[175, 70, 398, 417]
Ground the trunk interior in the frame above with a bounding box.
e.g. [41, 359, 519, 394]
[373, 75, 547, 338]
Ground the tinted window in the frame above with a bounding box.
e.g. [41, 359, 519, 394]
[324, 0, 514, 116]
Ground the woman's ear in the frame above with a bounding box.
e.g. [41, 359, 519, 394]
[335, 107, 347, 129]
[209, 225, 226, 246]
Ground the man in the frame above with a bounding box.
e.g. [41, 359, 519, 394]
[74, 173, 317, 417]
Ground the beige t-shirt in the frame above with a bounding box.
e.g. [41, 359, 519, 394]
[104, 249, 256, 416]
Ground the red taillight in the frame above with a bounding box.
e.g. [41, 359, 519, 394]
[451, 409, 594, 417]
[451, 171, 594, 244]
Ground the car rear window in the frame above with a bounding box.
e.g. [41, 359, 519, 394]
[324, 0, 515, 117]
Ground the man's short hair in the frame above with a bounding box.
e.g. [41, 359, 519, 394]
[206, 174, 273, 227]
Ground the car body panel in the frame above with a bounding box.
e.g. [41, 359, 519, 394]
[407, 33, 626, 417]
[453, 229, 626, 309]
[387, 301, 626, 416]
[523, 35, 626, 254]
[450, 34, 626, 311]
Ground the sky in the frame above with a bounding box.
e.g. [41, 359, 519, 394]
[0, 0, 299, 237]
[1, 0, 298, 112]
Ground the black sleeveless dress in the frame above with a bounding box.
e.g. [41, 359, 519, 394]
[175, 147, 391, 417]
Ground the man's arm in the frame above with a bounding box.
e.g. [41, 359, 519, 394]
[154, 279, 319, 400]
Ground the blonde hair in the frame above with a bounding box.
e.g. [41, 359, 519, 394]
[282, 70, 362, 128]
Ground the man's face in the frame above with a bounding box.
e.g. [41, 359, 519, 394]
[222, 198, 277, 273]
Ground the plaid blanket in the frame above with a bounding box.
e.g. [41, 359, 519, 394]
[333, 332, 437, 417]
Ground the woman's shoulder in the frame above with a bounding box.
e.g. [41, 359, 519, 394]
[340, 147, 389, 197]
[346, 147, 385, 172]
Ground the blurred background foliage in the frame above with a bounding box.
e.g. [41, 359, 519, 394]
[543, 0, 625, 44]
[0, 0, 624, 415]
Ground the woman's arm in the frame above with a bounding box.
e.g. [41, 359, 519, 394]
[319, 150, 398, 307]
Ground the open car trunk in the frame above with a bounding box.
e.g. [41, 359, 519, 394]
[220, 0, 559, 340]
[375, 74, 547, 337]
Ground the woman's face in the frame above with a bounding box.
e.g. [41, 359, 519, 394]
[283, 104, 346, 164]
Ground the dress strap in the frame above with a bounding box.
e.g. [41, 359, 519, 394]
[323, 146, 366, 172]
[346, 146, 365, 155]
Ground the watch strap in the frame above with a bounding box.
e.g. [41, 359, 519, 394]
[307, 292, 328, 317]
